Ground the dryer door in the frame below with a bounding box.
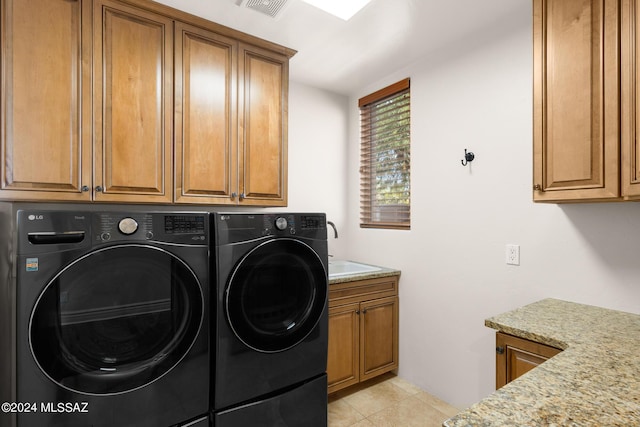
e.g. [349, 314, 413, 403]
[29, 244, 203, 395]
[225, 238, 327, 353]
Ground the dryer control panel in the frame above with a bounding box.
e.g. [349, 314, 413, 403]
[299, 215, 326, 230]
[266, 214, 296, 235]
[264, 214, 326, 237]
[214, 213, 327, 244]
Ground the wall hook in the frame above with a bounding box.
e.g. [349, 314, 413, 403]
[461, 149, 475, 166]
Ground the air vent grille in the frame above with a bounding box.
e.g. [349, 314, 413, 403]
[242, 0, 289, 18]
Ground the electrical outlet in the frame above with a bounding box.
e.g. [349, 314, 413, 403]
[506, 244, 520, 266]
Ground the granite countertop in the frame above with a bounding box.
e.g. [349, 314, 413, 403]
[444, 298, 640, 426]
[328, 261, 400, 285]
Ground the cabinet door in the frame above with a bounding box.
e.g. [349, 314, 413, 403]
[622, 0, 640, 199]
[0, 0, 92, 201]
[533, 0, 619, 202]
[238, 44, 288, 206]
[175, 23, 238, 204]
[360, 296, 398, 382]
[327, 303, 360, 394]
[495, 332, 561, 389]
[93, 0, 173, 203]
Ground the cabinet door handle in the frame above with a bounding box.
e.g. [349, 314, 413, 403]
[362, 309, 367, 314]
[496, 346, 505, 355]
[533, 184, 542, 191]
[95, 186, 103, 192]
[231, 192, 237, 200]
[81, 185, 89, 192]
[239, 192, 245, 201]
[355, 310, 360, 315]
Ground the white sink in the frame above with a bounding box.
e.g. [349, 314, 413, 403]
[328, 260, 381, 278]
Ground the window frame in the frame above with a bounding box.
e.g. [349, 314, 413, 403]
[358, 78, 411, 230]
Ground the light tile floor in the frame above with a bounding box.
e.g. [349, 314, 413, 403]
[328, 373, 460, 427]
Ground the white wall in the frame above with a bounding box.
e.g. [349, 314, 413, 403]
[341, 1, 640, 408]
[285, 82, 349, 258]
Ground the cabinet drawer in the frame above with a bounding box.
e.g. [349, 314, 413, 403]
[329, 275, 398, 308]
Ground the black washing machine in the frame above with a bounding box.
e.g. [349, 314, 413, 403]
[1, 209, 210, 427]
[211, 213, 328, 427]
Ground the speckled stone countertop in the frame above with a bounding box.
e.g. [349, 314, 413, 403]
[444, 298, 640, 426]
[328, 262, 400, 285]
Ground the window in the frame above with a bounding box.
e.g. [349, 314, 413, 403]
[359, 78, 410, 229]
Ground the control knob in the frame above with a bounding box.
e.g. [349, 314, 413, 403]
[275, 217, 288, 231]
[118, 217, 138, 235]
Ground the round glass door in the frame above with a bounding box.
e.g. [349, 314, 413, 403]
[226, 239, 327, 353]
[29, 245, 203, 395]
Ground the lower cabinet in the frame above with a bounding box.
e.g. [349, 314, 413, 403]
[327, 275, 399, 394]
[495, 332, 561, 389]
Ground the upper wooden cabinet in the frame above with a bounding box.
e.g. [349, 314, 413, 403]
[533, 0, 620, 202]
[173, 30, 289, 205]
[174, 22, 237, 205]
[533, 0, 640, 203]
[238, 44, 289, 206]
[94, 0, 174, 203]
[0, 0, 294, 206]
[621, 0, 640, 199]
[0, 0, 92, 201]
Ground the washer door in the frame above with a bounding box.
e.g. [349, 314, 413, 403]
[29, 245, 203, 395]
[226, 239, 327, 353]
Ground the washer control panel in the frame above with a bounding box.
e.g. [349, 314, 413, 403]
[94, 213, 207, 244]
[164, 215, 206, 235]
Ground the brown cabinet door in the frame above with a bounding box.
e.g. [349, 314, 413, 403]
[174, 23, 238, 204]
[93, 0, 173, 202]
[360, 296, 399, 382]
[622, 0, 640, 199]
[495, 332, 561, 389]
[533, 0, 619, 202]
[327, 303, 360, 394]
[238, 44, 288, 206]
[0, 0, 92, 201]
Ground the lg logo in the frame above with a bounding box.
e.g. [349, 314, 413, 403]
[28, 215, 44, 221]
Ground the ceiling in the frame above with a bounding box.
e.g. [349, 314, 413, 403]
[153, 0, 525, 95]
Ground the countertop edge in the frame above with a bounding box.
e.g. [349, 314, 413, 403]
[328, 264, 401, 285]
[482, 319, 568, 351]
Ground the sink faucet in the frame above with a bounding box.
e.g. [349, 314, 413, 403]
[327, 221, 338, 239]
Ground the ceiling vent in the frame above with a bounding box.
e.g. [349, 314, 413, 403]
[236, 0, 291, 19]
